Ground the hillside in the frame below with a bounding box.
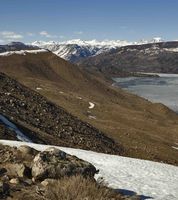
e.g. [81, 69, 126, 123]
[77, 41, 178, 77]
[1, 51, 178, 165]
[0, 72, 120, 154]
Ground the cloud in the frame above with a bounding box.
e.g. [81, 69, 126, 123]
[0, 31, 23, 40]
[39, 31, 57, 38]
[74, 31, 83, 35]
[59, 35, 65, 39]
[0, 39, 5, 44]
[27, 32, 35, 36]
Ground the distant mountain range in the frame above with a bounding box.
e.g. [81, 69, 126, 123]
[1, 39, 178, 78]
[31, 37, 164, 62]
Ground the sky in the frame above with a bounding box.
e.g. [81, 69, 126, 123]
[0, 0, 178, 44]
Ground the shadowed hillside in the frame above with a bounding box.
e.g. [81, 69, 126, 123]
[77, 41, 178, 77]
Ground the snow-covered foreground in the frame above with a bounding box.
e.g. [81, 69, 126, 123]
[0, 140, 178, 200]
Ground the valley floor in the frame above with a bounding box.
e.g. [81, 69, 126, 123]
[1, 140, 178, 200]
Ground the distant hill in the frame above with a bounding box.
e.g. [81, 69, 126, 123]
[77, 41, 178, 77]
[0, 42, 39, 53]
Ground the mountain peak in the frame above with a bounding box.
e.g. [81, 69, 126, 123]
[30, 38, 167, 62]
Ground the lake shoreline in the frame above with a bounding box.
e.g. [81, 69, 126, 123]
[113, 73, 178, 113]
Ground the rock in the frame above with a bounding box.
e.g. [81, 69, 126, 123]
[32, 147, 97, 181]
[1, 175, 9, 182]
[5, 163, 29, 178]
[41, 178, 56, 187]
[32, 177, 35, 183]
[0, 168, 7, 176]
[23, 179, 33, 186]
[9, 178, 20, 184]
[0, 181, 9, 196]
[18, 145, 37, 155]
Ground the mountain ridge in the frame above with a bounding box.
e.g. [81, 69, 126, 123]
[77, 41, 178, 77]
[31, 37, 166, 62]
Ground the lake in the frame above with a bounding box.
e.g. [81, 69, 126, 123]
[113, 73, 178, 112]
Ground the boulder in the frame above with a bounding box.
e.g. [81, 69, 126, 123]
[18, 145, 38, 156]
[32, 147, 97, 181]
[5, 163, 29, 178]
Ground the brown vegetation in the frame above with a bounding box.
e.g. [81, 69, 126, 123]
[11, 175, 139, 200]
[1, 52, 178, 165]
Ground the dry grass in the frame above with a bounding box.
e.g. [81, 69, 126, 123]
[11, 175, 137, 200]
[44, 175, 127, 200]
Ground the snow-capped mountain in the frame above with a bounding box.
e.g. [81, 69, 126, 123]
[32, 40, 124, 62]
[31, 38, 164, 62]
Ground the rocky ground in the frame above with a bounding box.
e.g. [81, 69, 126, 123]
[0, 124, 18, 141]
[0, 73, 122, 154]
[0, 144, 139, 200]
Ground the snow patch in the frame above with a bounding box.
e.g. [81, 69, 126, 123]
[0, 49, 48, 56]
[36, 87, 42, 90]
[172, 146, 178, 150]
[89, 102, 95, 109]
[137, 72, 178, 77]
[165, 48, 178, 52]
[88, 115, 96, 119]
[0, 140, 178, 200]
[76, 96, 82, 100]
[0, 115, 32, 142]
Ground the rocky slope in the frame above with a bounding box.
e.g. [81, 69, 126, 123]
[0, 73, 121, 154]
[1, 52, 178, 165]
[77, 41, 178, 77]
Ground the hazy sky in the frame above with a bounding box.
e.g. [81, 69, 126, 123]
[0, 0, 178, 43]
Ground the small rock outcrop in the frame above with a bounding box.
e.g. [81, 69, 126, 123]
[32, 147, 97, 181]
[4, 163, 29, 178]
